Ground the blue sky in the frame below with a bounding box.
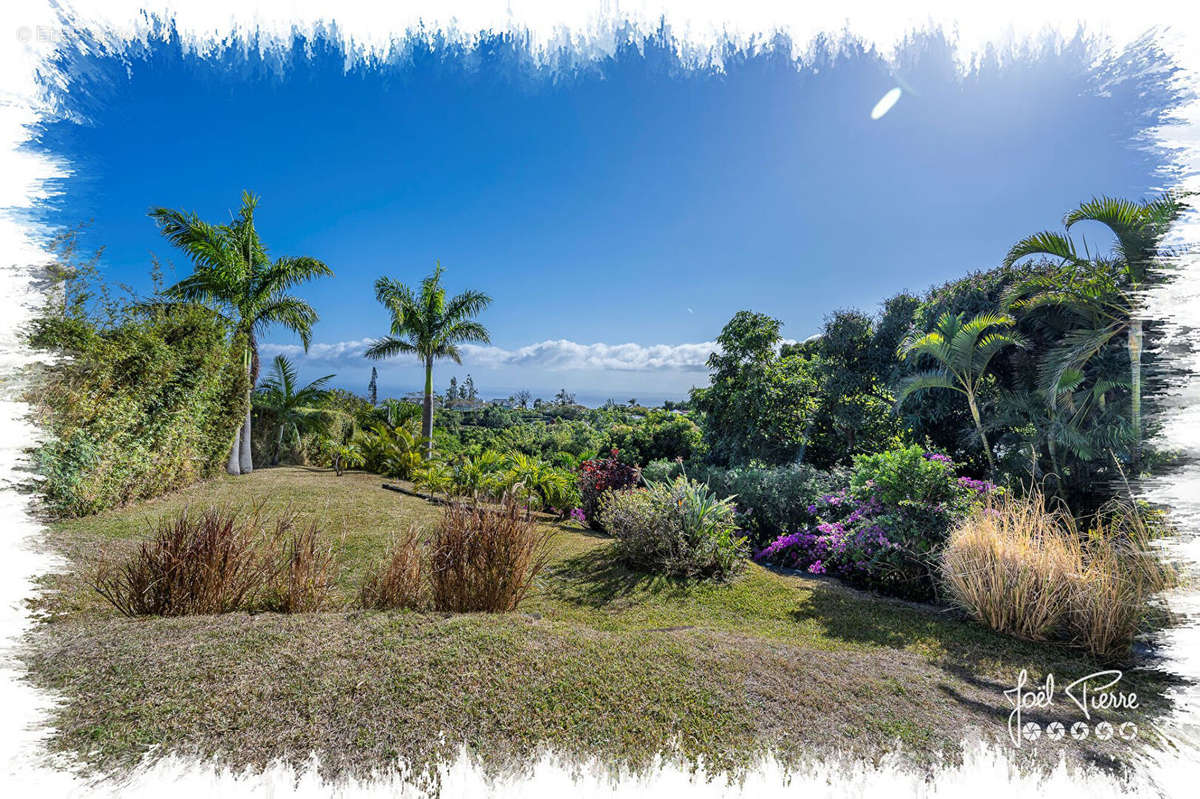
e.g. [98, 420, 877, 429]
[32, 25, 1182, 405]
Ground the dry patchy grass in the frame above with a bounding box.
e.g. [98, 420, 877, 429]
[22, 467, 1183, 784]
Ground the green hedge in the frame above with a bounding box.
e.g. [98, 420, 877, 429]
[29, 305, 247, 518]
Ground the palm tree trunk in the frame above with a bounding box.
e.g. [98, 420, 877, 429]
[422, 357, 434, 459]
[967, 392, 996, 475]
[226, 427, 241, 475]
[239, 389, 253, 473]
[273, 421, 285, 466]
[1128, 319, 1143, 469]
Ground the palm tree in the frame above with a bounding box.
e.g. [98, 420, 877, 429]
[151, 191, 332, 474]
[896, 311, 1028, 473]
[1003, 193, 1185, 466]
[253, 355, 335, 465]
[365, 263, 491, 458]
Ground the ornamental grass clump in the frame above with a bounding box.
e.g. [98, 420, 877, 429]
[359, 526, 426, 610]
[428, 496, 552, 612]
[95, 506, 278, 616]
[599, 476, 746, 580]
[264, 521, 338, 613]
[941, 491, 1175, 659]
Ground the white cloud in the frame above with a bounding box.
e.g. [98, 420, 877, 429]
[260, 338, 718, 372]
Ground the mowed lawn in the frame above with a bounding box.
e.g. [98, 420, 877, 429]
[23, 467, 1179, 782]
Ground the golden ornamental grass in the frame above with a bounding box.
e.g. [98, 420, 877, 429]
[941, 490, 1174, 659]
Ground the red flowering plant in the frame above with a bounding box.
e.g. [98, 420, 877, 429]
[577, 448, 641, 531]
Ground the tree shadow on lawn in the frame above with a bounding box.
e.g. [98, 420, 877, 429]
[791, 581, 1187, 731]
[544, 545, 695, 608]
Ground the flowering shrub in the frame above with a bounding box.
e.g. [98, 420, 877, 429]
[755, 448, 997, 600]
[849, 445, 969, 506]
[577, 449, 641, 530]
[692, 462, 845, 547]
[599, 477, 746, 579]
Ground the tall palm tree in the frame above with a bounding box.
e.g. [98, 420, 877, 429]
[365, 263, 491, 457]
[896, 311, 1028, 473]
[253, 355, 335, 465]
[1003, 193, 1185, 466]
[151, 191, 332, 475]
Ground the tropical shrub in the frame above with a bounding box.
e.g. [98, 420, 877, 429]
[427, 498, 551, 612]
[755, 449, 995, 600]
[695, 462, 844, 547]
[357, 423, 422, 478]
[941, 492, 1174, 659]
[849, 445, 975, 507]
[359, 527, 425, 610]
[577, 450, 641, 529]
[598, 477, 746, 580]
[640, 458, 684, 484]
[600, 410, 705, 465]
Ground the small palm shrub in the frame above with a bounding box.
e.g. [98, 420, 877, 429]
[264, 522, 337, 613]
[599, 477, 746, 580]
[428, 498, 552, 612]
[941, 492, 1174, 659]
[328, 441, 365, 476]
[95, 506, 277, 616]
[359, 526, 425, 610]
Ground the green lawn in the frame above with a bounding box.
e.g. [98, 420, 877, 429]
[23, 466, 1180, 783]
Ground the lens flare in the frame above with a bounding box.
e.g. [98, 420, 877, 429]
[870, 87, 902, 119]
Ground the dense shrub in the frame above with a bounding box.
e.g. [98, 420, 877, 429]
[849, 446, 970, 506]
[359, 527, 425, 610]
[600, 410, 705, 465]
[94, 506, 278, 616]
[755, 448, 994, 600]
[695, 463, 845, 547]
[941, 493, 1174, 659]
[577, 450, 641, 529]
[640, 458, 684, 484]
[30, 305, 247, 518]
[428, 498, 551, 612]
[599, 477, 747, 580]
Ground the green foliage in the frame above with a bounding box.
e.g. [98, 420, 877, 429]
[29, 260, 247, 517]
[694, 462, 844, 547]
[252, 355, 335, 465]
[356, 423, 423, 479]
[640, 458, 684, 484]
[366, 262, 492, 456]
[692, 311, 821, 466]
[600, 409, 705, 465]
[849, 446, 965, 506]
[599, 477, 746, 580]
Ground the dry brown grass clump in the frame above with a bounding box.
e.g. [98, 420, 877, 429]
[265, 522, 338, 613]
[359, 526, 425, 610]
[428, 496, 552, 612]
[95, 505, 336, 616]
[941, 491, 1175, 659]
[95, 505, 277, 616]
